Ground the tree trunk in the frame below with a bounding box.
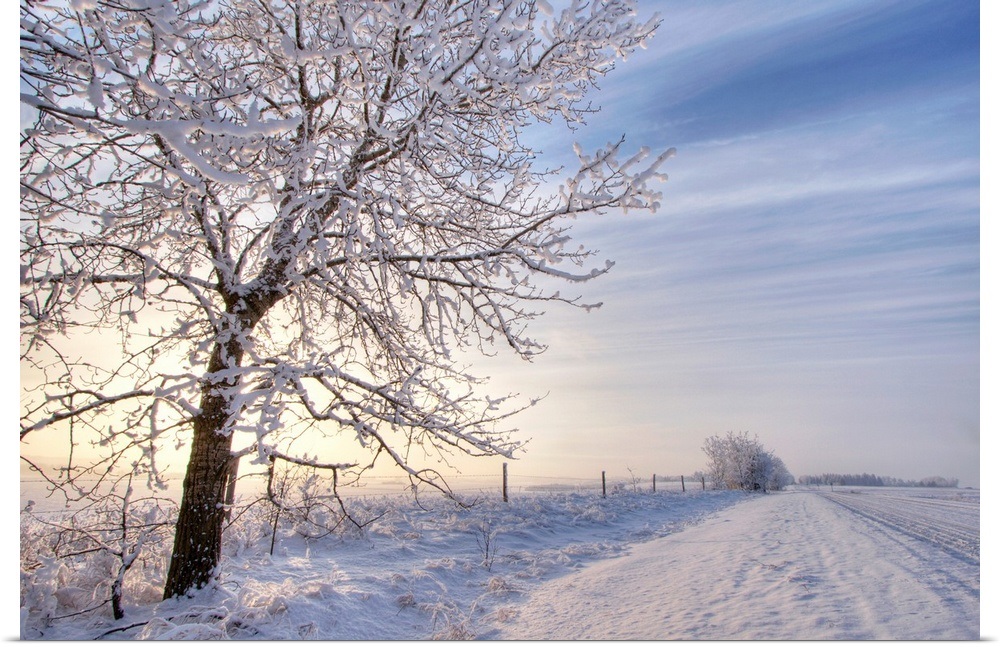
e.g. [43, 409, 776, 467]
[163, 335, 245, 598]
[162, 389, 236, 598]
[162, 267, 284, 598]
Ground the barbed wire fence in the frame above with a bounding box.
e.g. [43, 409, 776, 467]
[284, 463, 710, 499]
[21, 464, 710, 515]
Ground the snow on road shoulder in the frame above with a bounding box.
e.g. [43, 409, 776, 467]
[21, 489, 745, 640]
[494, 489, 980, 640]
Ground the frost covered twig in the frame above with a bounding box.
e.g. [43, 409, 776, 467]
[474, 518, 500, 572]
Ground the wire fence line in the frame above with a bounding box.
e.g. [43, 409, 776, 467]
[315, 466, 709, 499]
[21, 466, 709, 513]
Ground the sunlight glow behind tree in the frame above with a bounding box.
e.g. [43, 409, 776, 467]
[20, 0, 673, 597]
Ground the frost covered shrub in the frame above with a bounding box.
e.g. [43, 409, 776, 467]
[258, 462, 387, 552]
[222, 498, 277, 558]
[20, 487, 176, 630]
[702, 431, 793, 492]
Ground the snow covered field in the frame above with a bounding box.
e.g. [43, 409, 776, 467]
[19, 486, 979, 640]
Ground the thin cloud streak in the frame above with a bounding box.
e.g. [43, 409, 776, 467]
[601, 0, 978, 145]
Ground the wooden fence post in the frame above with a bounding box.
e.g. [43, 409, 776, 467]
[602, 471, 606, 498]
[652, 473, 656, 493]
[502, 462, 508, 502]
[701, 475, 706, 490]
[681, 475, 685, 492]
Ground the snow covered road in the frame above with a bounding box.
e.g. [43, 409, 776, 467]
[494, 490, 980, 640]
[821, 490, 979, 562]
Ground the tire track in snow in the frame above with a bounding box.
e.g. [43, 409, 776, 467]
[820, 492, 979, 564]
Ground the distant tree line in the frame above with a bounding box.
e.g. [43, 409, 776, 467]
[702, 431, 794, 492]
[797, 473, 959, 488]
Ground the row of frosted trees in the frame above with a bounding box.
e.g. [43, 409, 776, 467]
[797, 473, 959, 488]
[702, 431, 793, 493]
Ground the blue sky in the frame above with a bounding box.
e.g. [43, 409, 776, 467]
[476, 0, 982, 487]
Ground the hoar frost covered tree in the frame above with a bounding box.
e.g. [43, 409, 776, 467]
[20, 0, 673, 598]
[702, 431, 793, 493]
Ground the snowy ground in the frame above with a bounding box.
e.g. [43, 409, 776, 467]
[19, 486, 980, 640]
[495, 489, 980, 640]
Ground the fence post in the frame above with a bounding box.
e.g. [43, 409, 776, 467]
[701, 475, 706, 490]
[652, 473, 656, 493]
[681, 475, 685, 492]
[502, 462, 508, 503]
[602, 471, 606, 498]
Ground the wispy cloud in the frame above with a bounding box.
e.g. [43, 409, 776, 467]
[487, 0, 980, 485]
[593, 0, 978, 145]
